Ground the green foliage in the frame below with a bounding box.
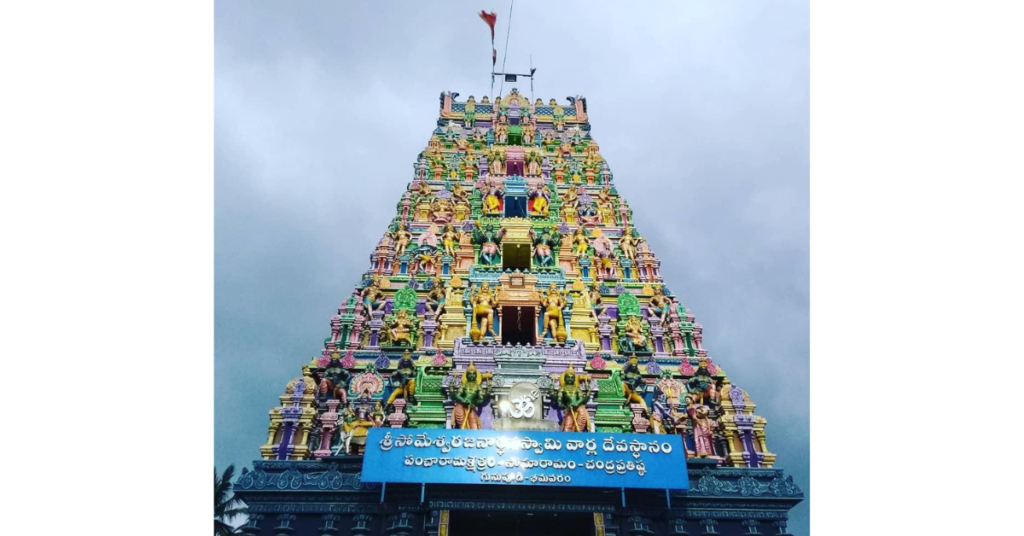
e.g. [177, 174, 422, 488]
[215, 465, 247, 535]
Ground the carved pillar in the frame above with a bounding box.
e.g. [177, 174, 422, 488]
[314, 399, 340, 458]
[349, 302, 366, 349]
[422, 310, 438, 349]
[239, 514, 264, 536]
[368, 310, 385, 349]
[385, 513, 416, 536]
[598, 313, 613, 351]
[626, 516, 654, 536]
[351, 514, 374, 536]
[668, 517, 690, 536]
[697, 519, 719, 535]
[318, 514, 341, 536]
[579, 256, 592, 280]
[668, 302, 686, 356]
[401, 192, 412, 222]
[273, 513, 296, 536]
[620, 258, 634, 281]
[649, 317, 667, 356]
[630, 403, 649, 433]
[389, 398, 409, 428]
[772, 520, 794, 536]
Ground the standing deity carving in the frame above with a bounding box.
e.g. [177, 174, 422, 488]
[530, 224, 562, 268]
[471, 221, 506, 266]
[481, 174, 505, 214]
[450, 362, 492, 429]
[469, 282, 499, 342]
[685, 394, 716, 458]
[361, 276, 387, 313]
[539, 283, 568, 343]
[390, 221, 413, 257]
[386, 350, 418, 406]
[441, 223, 461, 257]
[554, 365, 592, 431]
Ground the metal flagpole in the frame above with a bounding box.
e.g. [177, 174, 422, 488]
[497, 0, 514, 99]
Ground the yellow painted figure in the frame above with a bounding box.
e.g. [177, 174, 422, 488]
[540, 283, 568, 342]
[382, 309, 415, 347]
[386, 350, 418, 405]
[469, 282, 499, 341]
[391, 221, 413, 256]
[622, 354, 648, 409]
[573, 226, 590, 256]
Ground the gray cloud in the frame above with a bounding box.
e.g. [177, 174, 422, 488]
[215, 1, 808, 532]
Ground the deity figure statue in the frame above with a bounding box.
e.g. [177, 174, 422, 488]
[685, 395, 716, 458]
[522, 121, 536, 144]
[591, 228, 616, 278]
[464, 95, 476, 127]
[381, 308, 417, 347]
[563, 186, 579, 213]
[686, 358, 720, 408]
[471, 221, 506, 266]
[596, 184, 613, 207]
[494, 120, 508, 145]
[619, 226, 638, 261]
[441, 223, 461, 257]
[412, 248, 441, 276]
[361, 276, 387, 313]
[459, 153, 476, 181]
[372, 401, 386, 427]
[424, 276, 446, 315]
[450, 180, 470, 204]
[526, 149, 542, 175]
[589, 281, 606, 318]
[347, 403, 379, 455]
[390, 221, 413, 256]
[469, 282, 499, 342]
[415, 178, 433, 201]
[481, 174, 505, 214]
[572, 226, 590, 256]
[553, 103, 565, 131]
[529, 182, 551, 216]
[431, 197, 453, 224]
[539, 283, 568, 342]
[450, 362, 492, 429]
[596, 186, 616, 226]
[418, 223, 439, 250]
[551, 153, 566, 183]
[332, 403, 357, 455]
[554, 365, 592, 432]
[618, 317, 650, 353]
[621, 354, 648, 409]
[322, 356, 351, 401]
[385, 350, 418, 406]
[530, 224, 562, 268]
[647, 285, 671, 323]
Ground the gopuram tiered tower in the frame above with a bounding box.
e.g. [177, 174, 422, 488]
[233, 90, 804, 536]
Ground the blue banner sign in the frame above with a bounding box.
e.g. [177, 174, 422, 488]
[362, 428, 688, 490]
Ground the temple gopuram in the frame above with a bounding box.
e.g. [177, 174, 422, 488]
[233, 90, 804, 536]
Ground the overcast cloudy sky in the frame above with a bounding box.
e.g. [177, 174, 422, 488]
[215, 1, 808, 532]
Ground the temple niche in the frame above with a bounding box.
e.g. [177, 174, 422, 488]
[236, 90, 802, 536]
